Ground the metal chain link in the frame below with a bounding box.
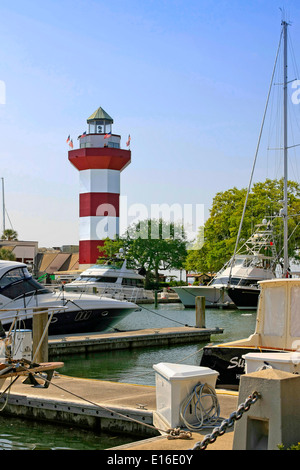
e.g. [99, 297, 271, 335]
[192, 391, 261, 450]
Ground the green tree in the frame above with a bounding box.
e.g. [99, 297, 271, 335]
[97, 237, 124, 267]
[100, 219, 188, 288]
[185, 178, 300, 273]
[0, 248, 16, 261]
[1, 229, 18, 241]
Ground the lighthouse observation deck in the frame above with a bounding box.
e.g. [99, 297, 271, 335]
[79, 133, 121, 149]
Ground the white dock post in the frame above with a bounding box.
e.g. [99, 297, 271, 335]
[233, 368, 300, 450]
[195, 296, 205, 328]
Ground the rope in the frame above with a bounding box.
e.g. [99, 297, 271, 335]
[0, 375, 21, 412]
[0, 363, 172, 436]
[139, 303, 194, 327]
[179, 383, 220, 431]
[0, 358, 221, 441]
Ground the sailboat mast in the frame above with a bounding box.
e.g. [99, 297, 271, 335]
[282, 20, 289, 276]
[1, 177, 4, 235]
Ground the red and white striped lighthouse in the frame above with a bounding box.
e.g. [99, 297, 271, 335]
[68, 107, 131, 268]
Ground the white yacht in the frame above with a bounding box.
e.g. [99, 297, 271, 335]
[174, 222, 277, 308]
[0, 260, 140, 335]
[65, 259, 152, 302]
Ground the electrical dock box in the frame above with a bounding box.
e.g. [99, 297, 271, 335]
[153, 362, 218, 429]
[11, 329, 32, 361]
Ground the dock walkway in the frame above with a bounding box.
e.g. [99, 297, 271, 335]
[0, 374, 237, 451]
[48, 326, 222, 357]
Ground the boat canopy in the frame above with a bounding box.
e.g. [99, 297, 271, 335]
[225, 279, 300, 351]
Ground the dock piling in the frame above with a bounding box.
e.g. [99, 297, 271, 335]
[195, 296, 205, 328]
[154, 290, 158, 308]
[32, 309, 49, 363]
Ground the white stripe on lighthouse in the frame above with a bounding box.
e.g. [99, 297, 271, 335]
[79, 216, 119, 241]
[79, 169, 120, 194]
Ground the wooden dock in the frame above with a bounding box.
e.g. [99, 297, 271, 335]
[48, 326, 223, 357]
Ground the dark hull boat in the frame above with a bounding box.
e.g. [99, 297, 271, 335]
[3, 303, 137, 336]
[173, 222, 277, 309]
[201, 345, 274, 388]
[226, 285, 260, 310]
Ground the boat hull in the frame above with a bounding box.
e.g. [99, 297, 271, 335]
[1, 305, 137, 336]
[173, 286, 234, 308]
[200, 345, 276, 388]
[0, 290, 139, 336]
[227, 286, 260, 310]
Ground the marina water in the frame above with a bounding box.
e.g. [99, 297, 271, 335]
[0, 303, 256, 450]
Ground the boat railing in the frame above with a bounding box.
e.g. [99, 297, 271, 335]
[0, 305, 68, 363]
[59, 281, 150, 302]
[2, 287, 62, 311]
[0, 305, 68, 327]
[97, 285, 146, 302]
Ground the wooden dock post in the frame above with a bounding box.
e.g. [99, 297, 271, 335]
[32, 309, 49, 363]
[154, 290, 158, 308]
[195, 296, 205, 328]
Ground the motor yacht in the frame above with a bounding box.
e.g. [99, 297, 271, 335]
[173, 222, 276, 308]
[0, 260, 140, 335]
[64, 259, 152, 302]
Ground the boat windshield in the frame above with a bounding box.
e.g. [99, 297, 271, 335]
[0, 267, 51, 299]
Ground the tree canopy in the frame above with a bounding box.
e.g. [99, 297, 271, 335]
[185, 178, 300, 273]
[1, 229, 18, 241]
[0, 248, 16, 261]
[99, 218, 188, 287]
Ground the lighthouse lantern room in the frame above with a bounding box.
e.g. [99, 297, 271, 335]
[68, 107, 131, 269]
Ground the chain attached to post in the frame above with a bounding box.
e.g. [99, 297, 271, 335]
[192, 391, 261, 450]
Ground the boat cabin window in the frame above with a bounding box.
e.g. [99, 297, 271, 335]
[121, 278, 144, 287]
[76, 275, 118, 283]
[263, 286, 286, 336]
[0, 267, 31, 287]
[0, 267, 51, 299]
[233, 258, 245, 267]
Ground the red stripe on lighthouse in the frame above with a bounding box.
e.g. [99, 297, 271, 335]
[79, 240, 105, 265]
[69, 147, 131, 171]
[79, 193, 119, 217]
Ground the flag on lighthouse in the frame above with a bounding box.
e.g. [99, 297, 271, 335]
[104, 132, 111, 139]
[69, 139, 73, 149]
[66, 135, 70, 143]
[80, 131, 87, 139]
[126, 134, 131, 147]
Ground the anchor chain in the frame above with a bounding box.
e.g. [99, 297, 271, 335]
[192, 391, 261, 450]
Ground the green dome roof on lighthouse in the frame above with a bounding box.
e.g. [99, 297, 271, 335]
[87, 107, 113, 124]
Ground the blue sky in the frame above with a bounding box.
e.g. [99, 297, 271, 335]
[0, 0, 300, 246]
